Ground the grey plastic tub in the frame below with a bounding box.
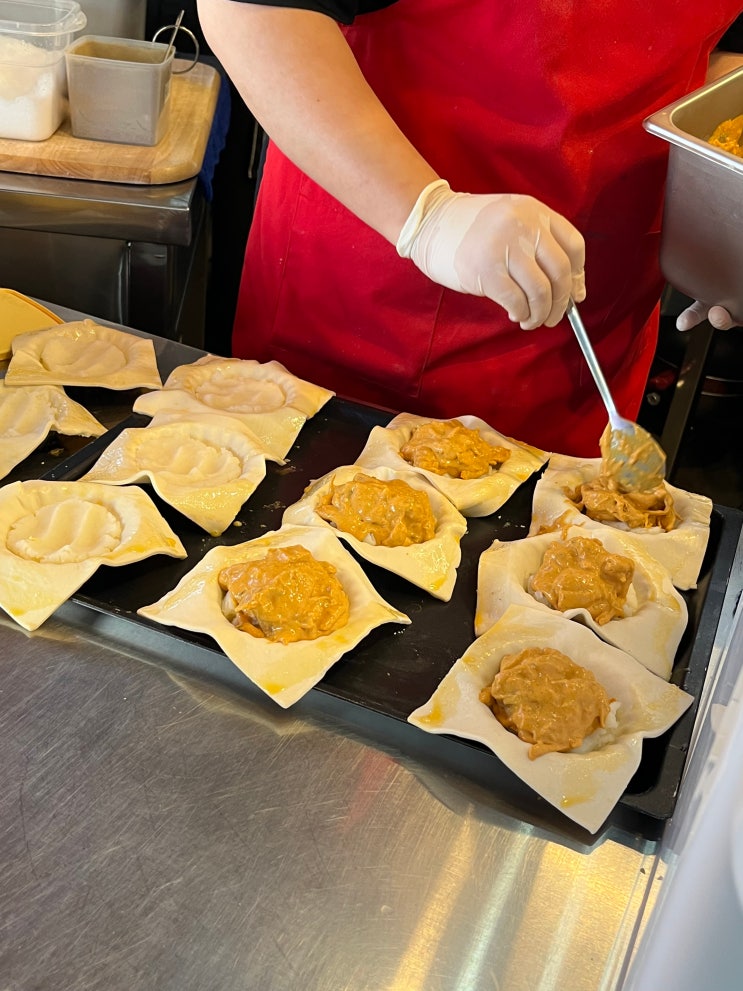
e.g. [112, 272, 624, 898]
[65, 34, 172, 146]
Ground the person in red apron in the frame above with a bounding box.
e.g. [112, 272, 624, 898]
[197, 0, 742, 456]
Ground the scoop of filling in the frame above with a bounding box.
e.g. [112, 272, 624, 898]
[529, 535, 634, 625]
[708, 114, 743, 158]
[315, 472, 436, 547]
[598, 422, 666, 494]
[568, 476, 678, 531]
[400, 419, 511, 479]
[479, 646, 614, 759]
[218, 545, 350, 643]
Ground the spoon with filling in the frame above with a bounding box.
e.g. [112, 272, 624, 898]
[565, 298, 666, 492]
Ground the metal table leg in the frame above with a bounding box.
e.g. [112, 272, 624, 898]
[660, 319, 716, 480]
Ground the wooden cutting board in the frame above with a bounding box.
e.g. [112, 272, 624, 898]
[0, 60, 220, 185]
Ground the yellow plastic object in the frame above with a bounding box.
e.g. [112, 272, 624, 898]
[0, 290, 63, 362]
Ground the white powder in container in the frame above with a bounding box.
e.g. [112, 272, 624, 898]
[0, 35, 66, 141]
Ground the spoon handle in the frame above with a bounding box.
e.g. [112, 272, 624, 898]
[565, 299, 620, 423]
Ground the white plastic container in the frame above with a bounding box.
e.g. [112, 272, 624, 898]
[0, 0, 87, 141]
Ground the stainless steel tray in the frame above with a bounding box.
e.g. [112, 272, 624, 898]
[644, 66, 743, 321]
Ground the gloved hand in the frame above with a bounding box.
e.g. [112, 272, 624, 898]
[396, 179, 585, 330]
[676, 300, 738, 331]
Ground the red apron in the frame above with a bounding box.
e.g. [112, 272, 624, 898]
[233, 0, 740, 456]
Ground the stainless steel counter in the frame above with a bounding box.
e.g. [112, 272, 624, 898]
[0, 171, 200, 243]
[0, 531, 740, 991]
[2, 308, 742, 990]
[0, 172, 209, 349]
[0, 607, 647, 991]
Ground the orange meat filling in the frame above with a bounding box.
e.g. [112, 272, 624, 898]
[316, 472, 436, 546]
[400, 419, 511, 479]
[218, 544, 350, 644]
[708, 114, 743, 158]
[529, 535, 634, 625]
[479, 647, 614, 759]
[568, 476, 678, 531]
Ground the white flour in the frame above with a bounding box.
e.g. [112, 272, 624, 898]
[0, 35, 65, 140]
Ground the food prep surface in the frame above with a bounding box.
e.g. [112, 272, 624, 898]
[39, 386, 743, 837]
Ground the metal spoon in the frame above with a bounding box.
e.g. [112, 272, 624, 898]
[565, 298, 666, 492]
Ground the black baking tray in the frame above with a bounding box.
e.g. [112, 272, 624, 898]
[38, 391, 743, 835]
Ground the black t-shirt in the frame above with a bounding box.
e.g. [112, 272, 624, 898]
[228, 0, 396, 27]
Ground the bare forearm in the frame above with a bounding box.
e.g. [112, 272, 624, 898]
[706, 48, 743, 82]
[196, 0, 438, 242]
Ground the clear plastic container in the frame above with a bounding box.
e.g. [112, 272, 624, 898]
[0, 0, 87, 140]
[65, 34, 173, 146]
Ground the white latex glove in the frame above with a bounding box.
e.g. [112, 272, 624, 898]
[676, 300, 738, 332]
[396, 179, 586, 330]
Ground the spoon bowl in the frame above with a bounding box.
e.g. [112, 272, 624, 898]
[566, 299, 666, 492]
[599, 415, 667, 493]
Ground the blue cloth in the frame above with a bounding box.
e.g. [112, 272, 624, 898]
[198, 60, 232, 201]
